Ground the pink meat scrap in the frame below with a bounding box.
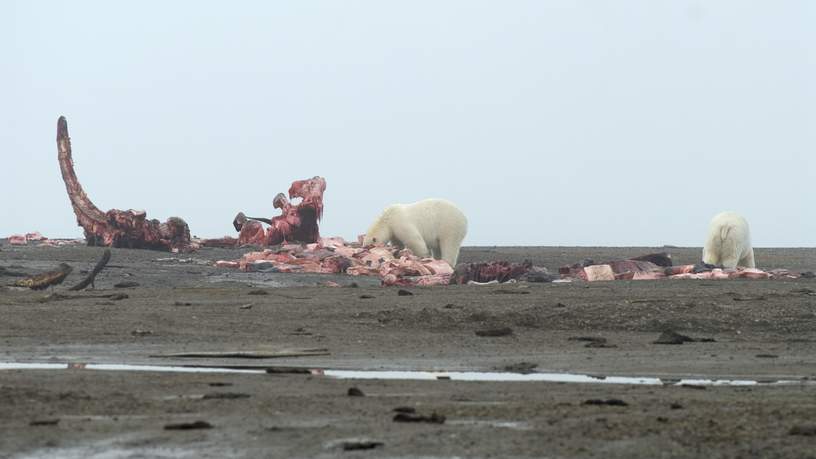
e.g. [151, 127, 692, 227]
[667, 267, 771, 280]
[217, 238, 454, 286]
[6, 232, 49, 246]
[7, 235, 28, 245]
[560, 254, 799, 282]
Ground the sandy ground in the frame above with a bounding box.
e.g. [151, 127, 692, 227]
[1, 243, 815, 458]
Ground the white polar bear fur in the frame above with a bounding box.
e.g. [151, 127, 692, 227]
[702, 211, 755, 269]
[363, 198, 468, 267]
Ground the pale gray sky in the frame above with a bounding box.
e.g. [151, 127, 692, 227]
[3, 1, 814, 246]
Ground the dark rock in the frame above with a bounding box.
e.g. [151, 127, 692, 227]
[359, 295, 375, 299]
[393, 412, 445, 424]
[393, 406, 416, 414]
[164, 420, 213, 430]
[265, 367, 313, 374]
[583, 399, 628, 407]
[653, 330, 694, 345]
[29, 419, 60, 426]
[347, 387, 365, 397]
[475, 327, 513, 337]
[247, 289, 268, 295]
[201, 392, 251, 400]
[397, 289, 413, 296]
[341, 440, 383, 451]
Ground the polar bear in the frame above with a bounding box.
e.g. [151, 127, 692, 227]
[702, 211, 755, 269]
[363, 198, 467, 267]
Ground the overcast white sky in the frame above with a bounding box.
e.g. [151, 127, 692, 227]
[3, 1, 814, 246]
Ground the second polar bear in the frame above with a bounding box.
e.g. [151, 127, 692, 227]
[363, 198, 467, 267]
[702, 211, 756, 269]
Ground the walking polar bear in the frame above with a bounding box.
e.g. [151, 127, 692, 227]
[363, 198, 467, 267]
[702, 211, 756, 269]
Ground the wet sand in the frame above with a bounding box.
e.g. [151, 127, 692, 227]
[1, 244, 815, 458]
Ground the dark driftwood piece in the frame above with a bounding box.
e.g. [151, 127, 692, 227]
[15, 264, 73, 290]
[38, 292, 128, 303]
[149, 348, 330, 359]
[68, 249, 111, 291]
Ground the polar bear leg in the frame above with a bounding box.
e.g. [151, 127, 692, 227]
[399, 228, 430, 258]
[739, 249, 756, 269]
[720, 255, 739, 269]
[439, 237, 463, 267]
[720, 244, 738, 268]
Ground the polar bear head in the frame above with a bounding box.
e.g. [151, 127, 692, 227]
[362, 207, 396, 247]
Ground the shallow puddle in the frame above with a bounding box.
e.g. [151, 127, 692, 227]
[0, 362, 265, 374]
[319, 369, 808, 386]
[1, 362, 811, 386]
[447, 419, 532, 430]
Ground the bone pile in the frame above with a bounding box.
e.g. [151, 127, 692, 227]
[5, 232, 47, 246]
[215, 237, 455, 286]
[4, 233, 85, 247]
[559, 254, 808, 281]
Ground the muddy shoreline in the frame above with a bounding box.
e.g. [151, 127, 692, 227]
[1, 244, 815, 458]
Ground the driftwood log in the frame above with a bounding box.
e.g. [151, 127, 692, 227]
[68, 249, 111, 291]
